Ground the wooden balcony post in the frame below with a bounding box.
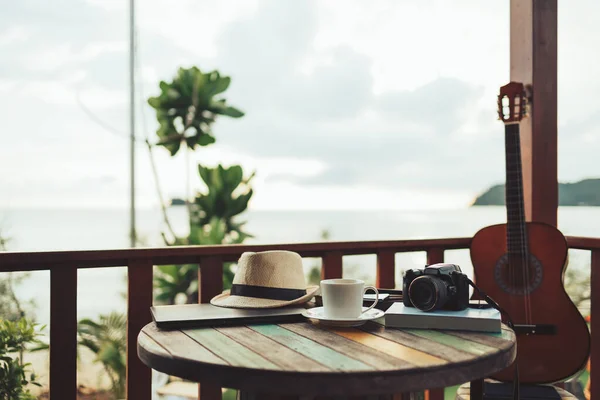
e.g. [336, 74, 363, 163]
[322, 251, 343, 280]
[376, 250, 396, 288]
[127, 259, 153, 400]
[591, 250, 600, 400]
[50, 266, 77, 400]
[199, 256, 224, 400]
[510, 0, 558, 226]
[426, 249, 444, 265]
[198, 256, 224, 304]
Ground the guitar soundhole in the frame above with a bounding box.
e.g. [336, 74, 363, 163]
[494, 253, 543, 295]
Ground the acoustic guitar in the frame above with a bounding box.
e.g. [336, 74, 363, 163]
[470, 82, 590, 384]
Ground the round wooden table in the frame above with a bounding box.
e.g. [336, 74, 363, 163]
[138, 319, 516, 399]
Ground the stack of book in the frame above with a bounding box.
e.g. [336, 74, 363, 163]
[383, 302, 502, 332]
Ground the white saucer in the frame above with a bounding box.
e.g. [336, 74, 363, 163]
[302, 307, 385, 327]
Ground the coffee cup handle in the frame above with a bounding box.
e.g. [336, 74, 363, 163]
[362, 286, 379, 314]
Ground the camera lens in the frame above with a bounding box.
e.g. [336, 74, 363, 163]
[408, 276, 450, 311]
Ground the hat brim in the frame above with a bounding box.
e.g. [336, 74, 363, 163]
[210, 285, 320, 309]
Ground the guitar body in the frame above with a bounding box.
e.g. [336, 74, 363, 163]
[471, 221, 590, 383]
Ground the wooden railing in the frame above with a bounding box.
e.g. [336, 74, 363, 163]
[0, 235, 598, 400]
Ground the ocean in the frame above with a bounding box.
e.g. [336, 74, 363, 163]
[0, 206, 597, 326]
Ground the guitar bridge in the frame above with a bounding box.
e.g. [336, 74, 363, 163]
[513, 324, 556, 335]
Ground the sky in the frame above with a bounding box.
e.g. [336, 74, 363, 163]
[0, 0, 599, 211]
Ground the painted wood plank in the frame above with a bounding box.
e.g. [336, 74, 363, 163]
[138, 331, 171, 358]
[281, 322, 413, 370]
[184, 328, 278, 369]
[360, 322, 472, 362]
[250, 324, 373, 371]
[402, 330, 497, 356]
[215, 325, 329, 371]
[447, 328, 515, 349]
[330, 328, 446, 367]
[144, 323, 227, 365]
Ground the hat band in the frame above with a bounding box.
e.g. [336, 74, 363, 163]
[230, 284, 306, 301]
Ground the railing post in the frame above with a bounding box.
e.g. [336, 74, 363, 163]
[376, 250, 396, 288]
[127, 259, 153, 400]
[199, 256, 224, 304]
[591, 250, 600, 400]
[322, 251, 343, 280]
[199, 256, 224, 400]
[426, 248, 444, 265]
[50, 266, 77, 400]
[425, 248, 445, 400]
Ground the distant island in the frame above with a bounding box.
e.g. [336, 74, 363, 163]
[169, 198, 188, 206]
[472, 178, 600, 206]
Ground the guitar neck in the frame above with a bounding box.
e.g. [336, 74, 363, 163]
[504, 122, 528, 256]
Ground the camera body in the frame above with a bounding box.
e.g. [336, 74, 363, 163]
[403, 263, 469, 312]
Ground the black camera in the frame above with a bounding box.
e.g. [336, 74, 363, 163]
[403, 263, 469, 312]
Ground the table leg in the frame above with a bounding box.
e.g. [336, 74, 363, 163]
[470, 379, 484, 400]
[200, 383, 221, 399]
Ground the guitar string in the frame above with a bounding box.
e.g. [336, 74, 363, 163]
[512, 124, 529, 324]
[506, 104, 532, 325]
[517, 100, 533, 324]
[514, 119, 532, 324]
[503, 99, 514, 326]
[513, 98, 532, 324]
[510, 119, 532, 324]
[506, 122, 516, 323]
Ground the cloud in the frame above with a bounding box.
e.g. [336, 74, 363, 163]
[216, 75, 493, 190]
[375, 77, 484, 134]
[1, 0, 600, 211]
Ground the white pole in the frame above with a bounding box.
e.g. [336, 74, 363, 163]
[129, 0, 137, 247]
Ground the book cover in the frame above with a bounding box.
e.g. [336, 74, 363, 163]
[384, 303, 501, 332]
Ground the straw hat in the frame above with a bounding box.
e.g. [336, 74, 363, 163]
[210, 250, 319, 309]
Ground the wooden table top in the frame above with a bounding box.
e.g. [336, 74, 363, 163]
[138, 320, 516, 397]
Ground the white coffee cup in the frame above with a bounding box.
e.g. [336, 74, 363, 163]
[320, 279, 379, 319]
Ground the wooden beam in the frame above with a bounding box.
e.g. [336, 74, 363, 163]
[322, 251, 343, 280]
[50, 266, 77, 400]
[590, 250, 600, 400]
[510, 0, 558, 226]
[376, 250, 395, 288]
[127, 259, 153, 400]
[198, 256, 224, 399]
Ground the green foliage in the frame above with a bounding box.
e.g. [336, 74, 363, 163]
[0, 318, 42, 400]
[307, 230, 331, 285]
[191, 164, 254, 241]
[78, 312, 127, 399]
[0, 273, 36, 323]
[147, 66, 244, 156]
[149, 65, 254, 305]
[565, 267, 591, 315]
[154, 165, 254, 304]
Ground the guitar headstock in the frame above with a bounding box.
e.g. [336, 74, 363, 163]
[498, 82, 527, 124]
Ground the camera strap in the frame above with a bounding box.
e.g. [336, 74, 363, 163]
[464, 277, 520, 400]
